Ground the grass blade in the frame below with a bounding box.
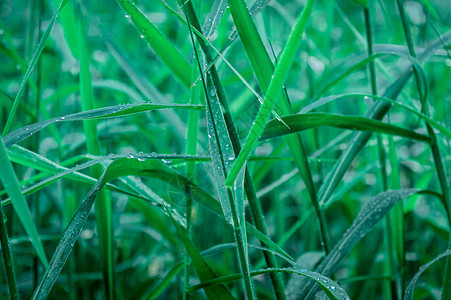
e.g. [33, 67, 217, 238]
[0, 160, 18, 299]
[0, 132, 48, 267]
[116, 0, 192, 87]
[189, 23, 256, 300]
[404, 250, 451, 300]
[30, 157, 234, 299]
[261, 112, 430, 143]
[3, 103, 204, 148]
[227, 0, 330, 270]
[299, 93, 451, 139]
[294, 189, 418, 299]
[225, 0, 317, 187]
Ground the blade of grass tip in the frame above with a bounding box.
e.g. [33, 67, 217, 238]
[404, 250, 451, 300]
[260, 113, 430, 143]
[185, 7, 256, 297]
[296, 189, 418, 299]
[1, 0, 69, 137]
[116, 0, 192, 88]
[0, 133, 48, 267]
[299, 93, 451, 139]
[3, 102, 204, 148]
[0, 181, 18, 299]
[395, 1, 451, 298]
[75, 2, 115, 299]
[317, 31, 451, 206]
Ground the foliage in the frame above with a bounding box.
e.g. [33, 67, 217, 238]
[0, 0, 450, 299]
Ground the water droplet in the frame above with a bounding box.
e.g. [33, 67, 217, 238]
[140, 34, 144, 39]
[330, 286, 336, 290]
[208, 18, 213, 22]
[138, 157, 145, 162]
[125, 14, 130, 18]
[60, 116, 66, 120]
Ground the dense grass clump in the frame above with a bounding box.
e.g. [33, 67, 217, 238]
[0, 0, 450, 299]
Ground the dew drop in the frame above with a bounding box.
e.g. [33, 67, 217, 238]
[125, 14, 130, 18]
[140, 34, 144, 39]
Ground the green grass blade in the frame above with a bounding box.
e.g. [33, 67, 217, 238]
[75, 3, 115, 297]
[299, 93, 451, 139]
[2, 0, 68, 137]
[180, 4, 257, 297]
[0, 178, 18, 299]
[260, 112, 430, 143]
[31, 169, 105, 299]
[295, 189, 418, 299]
[225, 0, 316, 186]
[146, 263, 185, 300]
[0, 134, 48, 267]
[3, 103, 204, 148]
[227, 0, 328, 262]
[191, 28, 256, 300]
[404, 250, 451, 300]
[116, 0, 192, 87]
[203, 0, 228, 39]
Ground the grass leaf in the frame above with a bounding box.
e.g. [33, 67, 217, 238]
[295, 189, 418, 299]
[0, 136, 48, 267]
[261, 112, 430, 143]
[404, 250, 451, 300]
[3, 103, 203, 148]
[116, 0, 192, 87]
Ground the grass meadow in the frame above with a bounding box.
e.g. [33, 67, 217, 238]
[0, 0, 450, 299]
